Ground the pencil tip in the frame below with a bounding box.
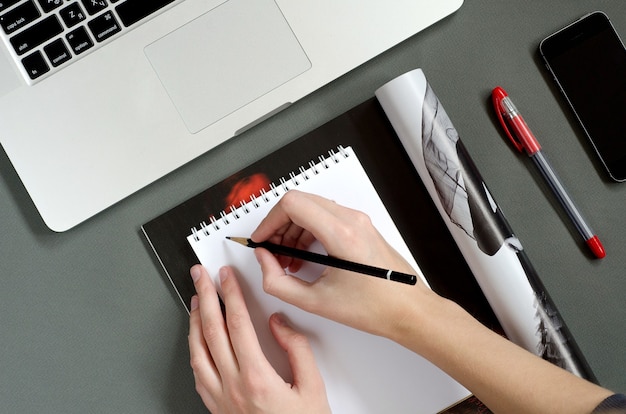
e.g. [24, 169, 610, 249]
[226, 237, 249, 246]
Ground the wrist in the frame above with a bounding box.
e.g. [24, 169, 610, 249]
[387, 287, 468, 357]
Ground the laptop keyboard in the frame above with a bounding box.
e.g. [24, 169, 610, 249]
[0, 0, 180, 83]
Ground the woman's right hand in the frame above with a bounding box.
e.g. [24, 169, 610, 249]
[252, 191, 617, 414]
[251, 190, 439, 341]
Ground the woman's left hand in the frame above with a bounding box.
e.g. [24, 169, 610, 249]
[188, 264, 332, 414]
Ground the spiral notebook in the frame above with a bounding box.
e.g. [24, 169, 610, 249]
[186, 145, 470, 413]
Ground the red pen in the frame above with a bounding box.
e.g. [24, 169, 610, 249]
[492, 86, 606, 259]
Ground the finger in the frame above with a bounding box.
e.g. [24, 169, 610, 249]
[262, 192, 401, 268]
[275, 222, 305, 270]
[188, 295, 222, 398]
[255, 248, 319, 311]
[253, 191, 365, 275]
[269, 313, 326, 393]
[252, 191, 342, 248]
[284, 226, 317, 273]
[191, 265, 238, 378]
[266, 222, 316, 272]
[218, 266, 270, 369]
[192, 370, 219, 412]
[264, 222, 303, 270]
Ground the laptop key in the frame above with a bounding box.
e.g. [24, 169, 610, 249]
[115, 0, 176, 27]
[59, 3, 87, 28]
[10, 15, 63, 56]
[80, 0, 107, 16]
[0, 0, 22, 14]
[36, 0, 63, 13]
[1, 0, 41, 35]
[88, 11, 121, 42]
[22, 51, 50, 79]
[66, 26, 94, 54]
[44, 38, 72, 67]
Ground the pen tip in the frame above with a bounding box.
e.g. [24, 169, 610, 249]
[587, 236, 606, 259]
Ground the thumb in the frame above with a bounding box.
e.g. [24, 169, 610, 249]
[255, 247, 315, 310]
[269, 313, 325, 392]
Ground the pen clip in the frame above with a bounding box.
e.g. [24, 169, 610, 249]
[492, 86, 524, 153]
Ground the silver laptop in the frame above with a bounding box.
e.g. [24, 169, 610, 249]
[0, 0, 463, 231]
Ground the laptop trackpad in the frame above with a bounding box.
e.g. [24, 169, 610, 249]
[145, 0, 311, 134]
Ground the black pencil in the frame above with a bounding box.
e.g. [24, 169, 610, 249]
[226, 237, 417, 285]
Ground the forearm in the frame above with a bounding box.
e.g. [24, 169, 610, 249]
[394, 292, 612, 414]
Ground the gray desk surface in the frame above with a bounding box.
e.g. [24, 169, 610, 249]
[1, 1, 624, 412]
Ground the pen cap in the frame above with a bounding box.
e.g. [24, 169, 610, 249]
[492, 86, 541, 155]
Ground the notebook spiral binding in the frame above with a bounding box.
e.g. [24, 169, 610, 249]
[190, 145, 350, 241]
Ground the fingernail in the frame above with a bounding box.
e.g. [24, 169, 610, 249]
[190, 266, 202, 283]
[271, 313, 288, 327]
[190, 295, 199, 311]
[219, 267, 230, 283]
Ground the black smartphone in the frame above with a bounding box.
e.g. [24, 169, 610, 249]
[539, 11, 626, 182]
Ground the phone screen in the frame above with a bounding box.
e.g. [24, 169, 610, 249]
[540, 12, 626, 182]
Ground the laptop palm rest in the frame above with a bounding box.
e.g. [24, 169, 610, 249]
[144, 0, 311, 134]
